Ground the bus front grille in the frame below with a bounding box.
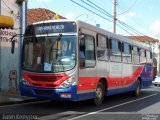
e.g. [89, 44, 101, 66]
[34, 89, 53, 96]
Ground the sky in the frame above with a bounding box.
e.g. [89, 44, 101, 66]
[28, 0, 160, 39]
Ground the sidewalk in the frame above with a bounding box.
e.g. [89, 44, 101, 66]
[0, 91, 39, 106]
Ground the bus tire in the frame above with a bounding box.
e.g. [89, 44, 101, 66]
[93, 82, 105, 106]
[133, 79, 141, 97]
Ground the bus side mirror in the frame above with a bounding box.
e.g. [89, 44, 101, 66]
[11, 40, 15, 54]
[11, 34, 17, 54]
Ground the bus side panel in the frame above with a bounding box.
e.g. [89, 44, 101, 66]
[96, 61, 109, 95]
[107, 65, 144, 95]
[122, 63, 133, 87]
[108, 62, 122, 89]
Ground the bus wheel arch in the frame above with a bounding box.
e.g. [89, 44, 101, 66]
[99, 78, 107, 93]
[97, 78, 108, 95]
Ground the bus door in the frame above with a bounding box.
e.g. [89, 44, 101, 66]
[109, 38, 122, 88]
[78, 32, 97, 94]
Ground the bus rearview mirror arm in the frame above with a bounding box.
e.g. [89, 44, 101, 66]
[11, 34, 24, 54]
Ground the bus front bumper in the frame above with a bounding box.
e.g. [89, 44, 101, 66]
[20, 84, 78, 101]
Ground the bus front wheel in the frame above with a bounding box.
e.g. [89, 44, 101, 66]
[93, 82, 105, 106]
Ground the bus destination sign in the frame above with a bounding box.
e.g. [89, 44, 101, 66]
[35, 22, 77, 34]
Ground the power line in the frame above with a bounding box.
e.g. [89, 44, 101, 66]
[86, 0, 113, 18]
[117, 20, 153, 42]
[6, 0, 29, 19]
[70, 0, 112, 22]
[6, 0, 19, 9]
[70, 0, 132, 35]
[117, 0, 137, 15]
[86, 0, 143, 36]
[116, 1, 147, 34]
[1, 6, 12, 15]
[2, 0, 17, 17]
[71, 0, 130, 36]
[82, 0, 153, 41]
[70, 0, 154, 44]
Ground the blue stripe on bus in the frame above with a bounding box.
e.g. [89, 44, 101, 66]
[20, 77, 152, 101]
[107, 82, 136, 96]
[107, 78, 152, 96]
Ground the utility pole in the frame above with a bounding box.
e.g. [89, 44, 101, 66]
[113, 0, 117, 33]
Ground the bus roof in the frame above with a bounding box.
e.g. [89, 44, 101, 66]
[32, 19, 152, 51]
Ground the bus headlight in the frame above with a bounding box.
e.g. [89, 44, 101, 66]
[59, 77, 76, 89]
[21, 77, 30, 86]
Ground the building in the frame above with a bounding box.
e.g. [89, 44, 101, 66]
[0, 0, 27, 93]
[0, 5, 65, 93]
[127, 36, 159, 51]
[127, 36, 160, 75]
[28, 8, 65, 25]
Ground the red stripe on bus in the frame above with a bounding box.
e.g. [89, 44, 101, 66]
[77, 65, 144, 91]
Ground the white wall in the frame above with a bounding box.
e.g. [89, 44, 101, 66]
[0, 0, 26, 92]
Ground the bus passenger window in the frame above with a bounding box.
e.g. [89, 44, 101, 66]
[97, 34, 109, 61]
[80, 39, 85, 59]
[132, 46, 139, 64]
[140, 48, 146, 64]
[110, 38, 121, 62]
[79, 34, 96, 68]
[122, 42, 131, 63]
[79, 37, 85, 68]
[146, 51, 152, 64]
[80, 36, 85, 59]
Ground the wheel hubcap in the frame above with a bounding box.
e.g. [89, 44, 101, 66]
[96, 88, 103, 101]
[136, 85, 140, 95]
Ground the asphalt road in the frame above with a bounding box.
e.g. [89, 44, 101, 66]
[0, 85, 160, 120]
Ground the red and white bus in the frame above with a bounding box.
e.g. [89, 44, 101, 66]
[19, 20, 153, 105]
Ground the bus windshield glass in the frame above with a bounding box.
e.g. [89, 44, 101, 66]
[22, 35, 76, 73]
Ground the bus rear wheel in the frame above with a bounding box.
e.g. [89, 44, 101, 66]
[133, 79, 141, 97]
[93, 82, 105, 106]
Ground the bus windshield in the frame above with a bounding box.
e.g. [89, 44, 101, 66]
[22, 35, 76, 73]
